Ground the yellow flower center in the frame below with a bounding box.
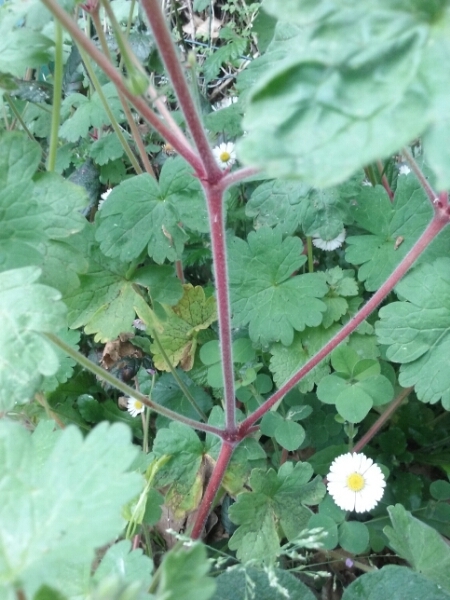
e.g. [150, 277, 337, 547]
[347, 472, 365, 492]
[134, 401, 143, 410]
[220, 151, 231, 162]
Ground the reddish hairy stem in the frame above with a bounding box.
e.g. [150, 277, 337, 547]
[402, 147, 438, 204]
[353, 386, 413, 454]
[41, 0, 203, 172]
[205, 183, 236, 430]
[239, 214, 449, 435]
[139, 0, 222, 182]
[190, 441, 236, 539]
[220, 166, 261, 190]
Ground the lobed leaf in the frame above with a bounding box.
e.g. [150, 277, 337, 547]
[0, 421, 141, 598]
[228, 462, 326, 563]
[240, 1, 450, 189]
[229, 228, 327, 346]
[376, 257, 450, 407]
[0, 267, 67, 411]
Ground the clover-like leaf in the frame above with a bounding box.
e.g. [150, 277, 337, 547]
[376, 257, 450, 408]
[0, 267, 67, 411]
[317, 347, 394, 422]
[229, 228, 327, 346]
[0, 420, 141, 598]
[270, 324, 341, 392]
[150, 284, 217, 371]
[228, 462, 326, 563]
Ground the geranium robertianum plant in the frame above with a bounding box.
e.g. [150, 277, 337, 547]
[3, 0, 450, 598]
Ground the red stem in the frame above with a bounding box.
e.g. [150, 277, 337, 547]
[239, 213, 449, 435]
[205, 183, 236, 431]
[191, 440, 236, 539]
[402, 147, 438, 204]
[40, 0, 203, 172]
[139, 0, 222, 182]
[352, 386, 413, 454]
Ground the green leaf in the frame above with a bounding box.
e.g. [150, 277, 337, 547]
[203, 101, 243, 137]
[0, 421, 141, 598]
[40, 328, 80, 393]
[93, 540, 153, 590]
[345, 180, 431, 291]
[239, 3, 446, 187]
[65, 230, 150, 342]
[376, 257, 450, 407]
[32, 172, 88, 239]
[270, 323, 341, 392]
[132, 264, 183, 305]
[342, 565, 450, 600]
[385, 504, 450, 593]
[203, 31, 247, 83]
[214, 566, 316, 600]
[158, 156, 208, 234]
[0, 132, 88, 294]
[245, 179, 311, 235]
[308, 514, 338, 550]
[154, 543, 215, 600]
[96, 157, 207, 264]
[59, 83, 123, 142]
[205, 407, 267, 495]
[229, 228, 327, 346]
[151, 371, 213, 428]
[89, 134, 125, 165]
[339, 521, 369, 554]
[152, 422, 204, 487]
[274, 419, 305, 451]
[150, 284, 217, 371]
[228, 462, 326, 563]
[317, 349, 393, 422]
[0, 28, 53, 77]
[430, 480, 450, 501]
[0, 267, 67, 411]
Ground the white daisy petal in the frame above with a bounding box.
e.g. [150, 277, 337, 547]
[326, 452, 386, 513]
[126, 397, 145, 417]
[98, 187, 113, 210]
[312, 229, 346, 251]
[212, 142, 236, 170]
[398, 164, 411, 175]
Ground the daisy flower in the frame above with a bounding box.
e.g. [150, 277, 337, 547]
[127, 397, 145, 417]
[213, 142, 236, 170]
[327, 452, 386, 513]
[312, 229, 346, 251]
[398, 164, 411, 176]
[98, 187, 112, 210]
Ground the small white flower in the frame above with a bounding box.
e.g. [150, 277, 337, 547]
[327, 452, 386, 513]
[98, 188, 112, 210]
[212, 96, 238, 111]
[127, 397, 145, 417]
[398, 164, 411, 176]
[312, 229, 346, 251]
[213, 142, 236, 170]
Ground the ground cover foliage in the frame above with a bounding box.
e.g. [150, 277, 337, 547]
[3, 0, 450, 598]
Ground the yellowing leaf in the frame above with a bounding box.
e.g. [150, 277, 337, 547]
[151, 284, 217, 371]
